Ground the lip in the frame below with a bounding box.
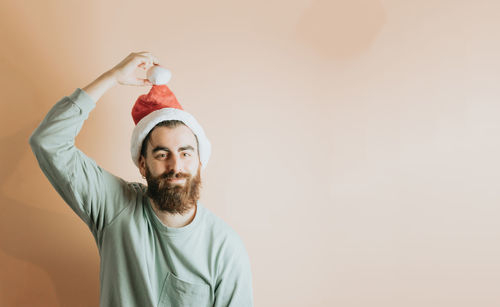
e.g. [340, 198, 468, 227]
[167, 178, 186, 182]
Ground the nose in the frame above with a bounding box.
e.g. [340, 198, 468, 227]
[166, 153, 183, 175]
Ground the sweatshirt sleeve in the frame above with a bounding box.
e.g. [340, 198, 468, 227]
[29, 88, 134, 242]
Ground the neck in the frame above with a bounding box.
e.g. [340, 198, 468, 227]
[149, 199, 197, 228]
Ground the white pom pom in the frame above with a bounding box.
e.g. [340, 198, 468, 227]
[147, 65, 172, 85]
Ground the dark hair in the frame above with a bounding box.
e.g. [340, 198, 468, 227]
[140, 120, 199, 158]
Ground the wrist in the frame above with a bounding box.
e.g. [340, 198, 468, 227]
[82, 71, 118, 102]
[101, 70, 119, 87]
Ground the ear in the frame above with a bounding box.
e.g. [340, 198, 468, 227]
[139, 155, 147, 178]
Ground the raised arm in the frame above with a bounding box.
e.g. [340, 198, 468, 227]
[29, 52, 159, 242]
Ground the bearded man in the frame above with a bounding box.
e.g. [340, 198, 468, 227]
[29, 52, 253, 307]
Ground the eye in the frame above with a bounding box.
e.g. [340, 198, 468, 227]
[183, 152, 191, 157]
[156, 153, 167, 159]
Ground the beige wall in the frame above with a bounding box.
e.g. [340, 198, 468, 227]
[1, 0, 499, 306]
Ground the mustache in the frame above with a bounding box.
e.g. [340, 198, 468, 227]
[159, 171, 191, 180]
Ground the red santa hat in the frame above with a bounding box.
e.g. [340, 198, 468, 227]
[130, 65, 211, 169]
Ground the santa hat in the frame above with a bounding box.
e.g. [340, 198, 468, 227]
[130, 65, 211, 170]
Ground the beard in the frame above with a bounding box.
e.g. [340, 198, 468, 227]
[145, 166, 202, 215]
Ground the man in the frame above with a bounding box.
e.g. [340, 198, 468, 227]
[29, 52, 253, 307]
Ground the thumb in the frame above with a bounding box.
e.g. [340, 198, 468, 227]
[142, 78, 153, 86]
[128, 78, 152, 86]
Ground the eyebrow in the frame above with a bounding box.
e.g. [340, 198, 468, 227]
[152, 145, 195, 153]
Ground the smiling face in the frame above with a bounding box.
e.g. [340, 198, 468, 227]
[139, 124, 200, 180]
[139, 123, 202, 214]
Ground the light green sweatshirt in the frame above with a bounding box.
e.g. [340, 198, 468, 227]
[29, 88, 254, 307]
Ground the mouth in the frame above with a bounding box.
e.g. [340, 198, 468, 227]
[166, 178, 186, 183]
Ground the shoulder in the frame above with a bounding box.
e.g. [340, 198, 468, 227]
[198, 205, 253, 299]
[199, 205, 249, 258]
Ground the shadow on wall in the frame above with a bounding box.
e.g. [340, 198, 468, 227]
[295, 0, 386, 59]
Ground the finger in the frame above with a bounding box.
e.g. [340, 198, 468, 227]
[136, 52, 159, 65]
[135, 55, 154, 67]
[139, 59, 158, 71]
[151, 55, 160, 64]
[138, 78, 152, 86]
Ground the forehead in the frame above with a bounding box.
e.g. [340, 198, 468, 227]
[148, 125, 198, 150]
